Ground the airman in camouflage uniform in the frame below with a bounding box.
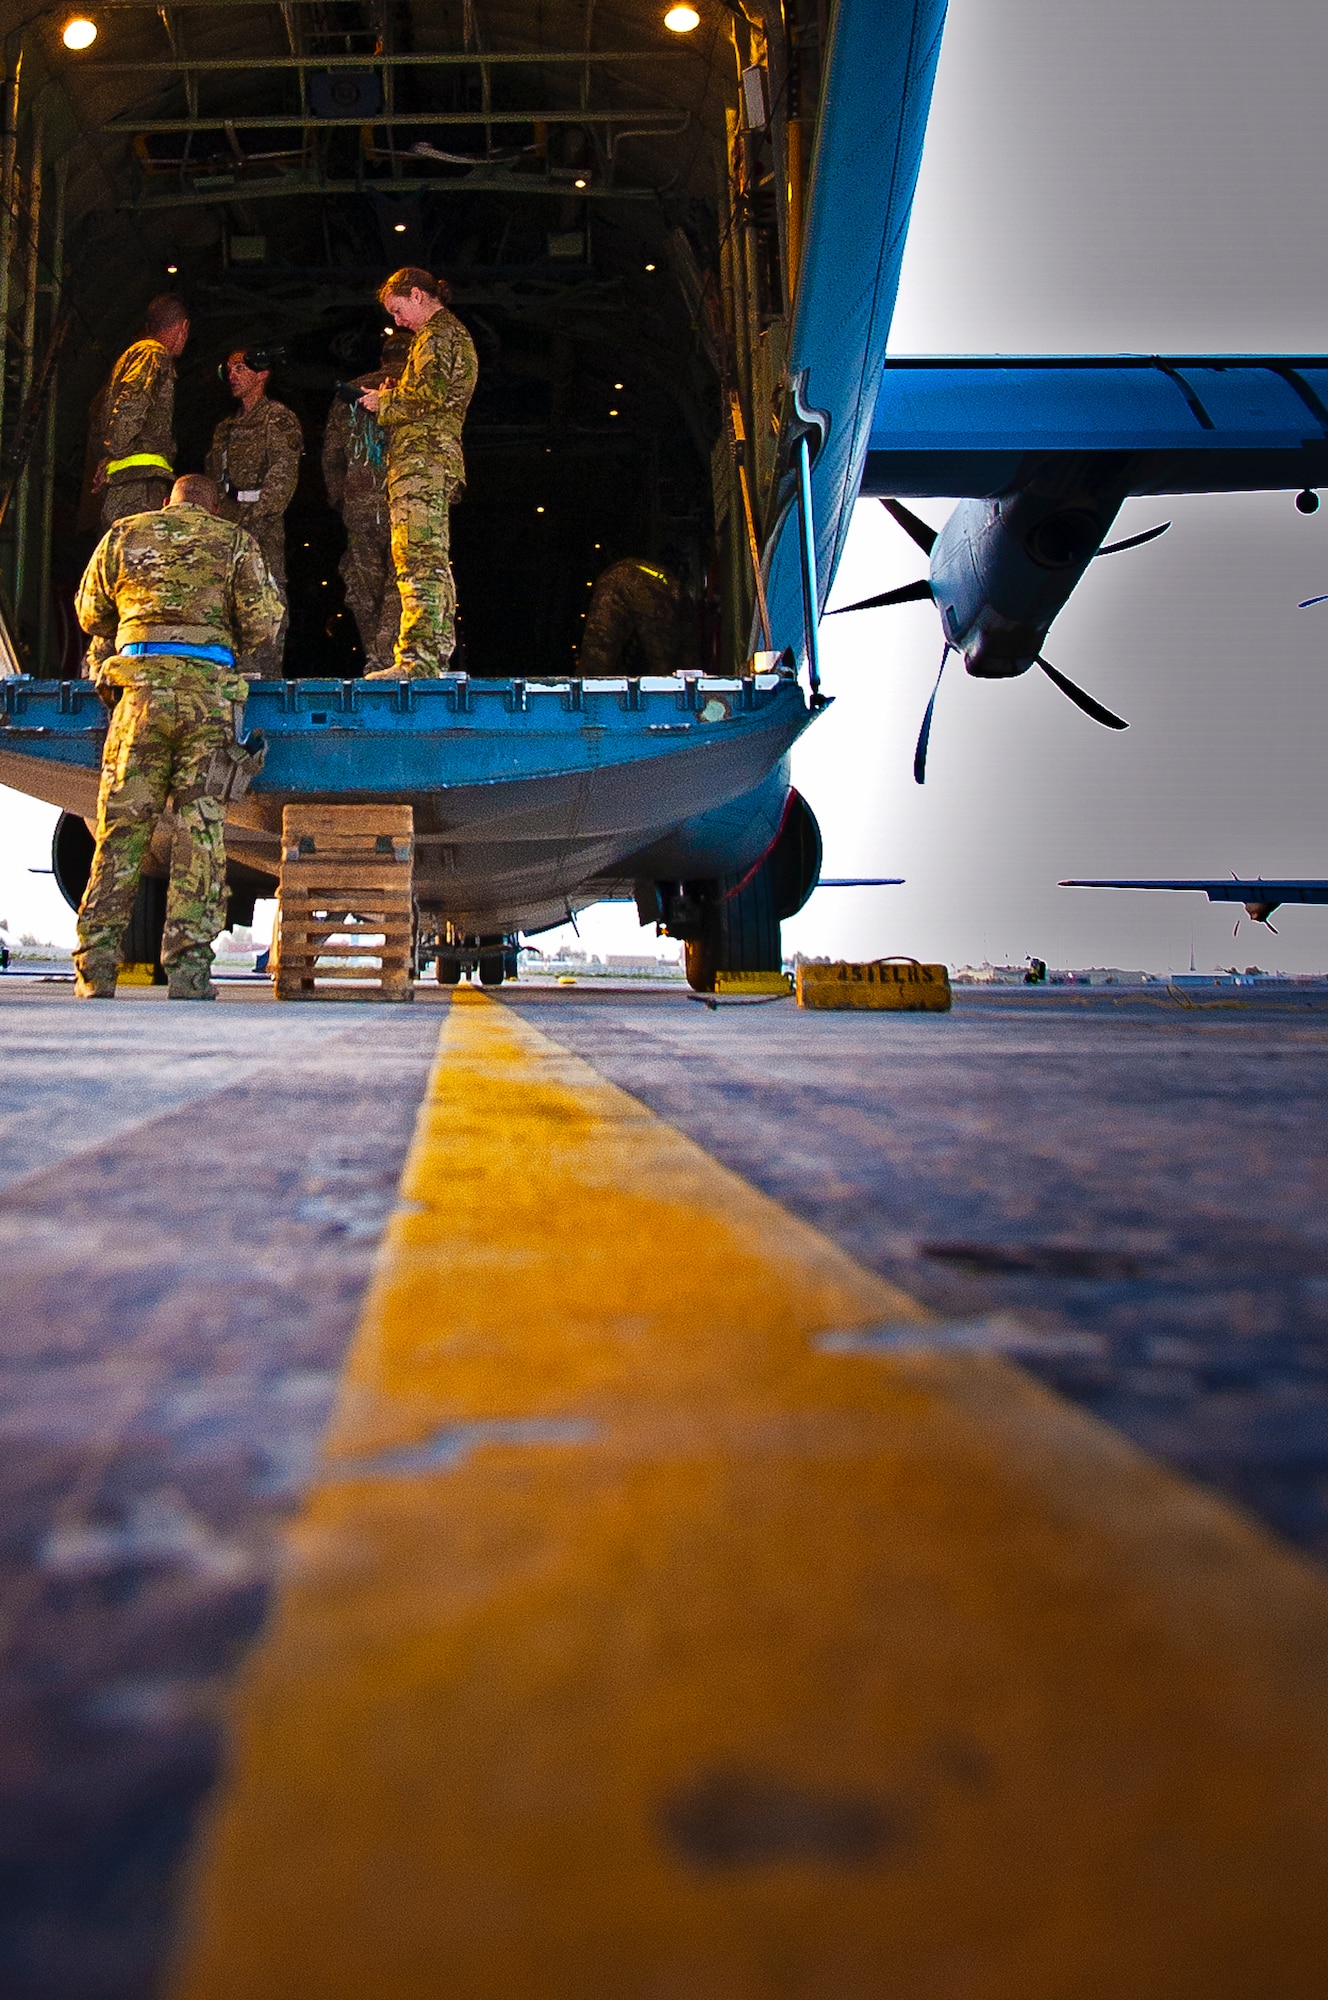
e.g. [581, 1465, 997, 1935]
[357, 268, 478, 678]
[579, 558, 695, 677]
[94, 295, 190, 530]
[206, 352, 303, 676]
[73, 474, 283, 1002]
[322, 331, 410, 672]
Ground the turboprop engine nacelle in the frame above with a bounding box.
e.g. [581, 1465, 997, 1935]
[929, 476, 1129, 679]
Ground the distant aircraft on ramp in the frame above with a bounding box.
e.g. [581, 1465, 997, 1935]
[1061, 879, 1328, 933]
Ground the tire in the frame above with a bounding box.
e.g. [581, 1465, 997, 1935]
[684, 934, 717, 993]
[478, 956, 505, 987]
[769, 791, 823, 920]
[51, 811, 95, 910]
[684, 860, 782, 993]
[436, 955, 461, 985]
[123, 876, 169, 982]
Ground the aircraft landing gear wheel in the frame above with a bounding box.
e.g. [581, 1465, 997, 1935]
[478, 956, 505, 987]
[683, 862, 782, 994]
[435, 954, 461, 985]
[684, 935, 717, 993]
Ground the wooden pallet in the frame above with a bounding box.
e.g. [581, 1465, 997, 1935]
[273, 804, 415, 1001]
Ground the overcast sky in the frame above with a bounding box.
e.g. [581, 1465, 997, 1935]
[6, 0, 1328, 971]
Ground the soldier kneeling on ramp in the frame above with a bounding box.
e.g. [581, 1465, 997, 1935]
[578, 557, 696, 678]
[72, 473, 283, 1002]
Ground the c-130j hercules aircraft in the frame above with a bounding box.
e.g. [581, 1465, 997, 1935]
[0, 0, 1325, 989]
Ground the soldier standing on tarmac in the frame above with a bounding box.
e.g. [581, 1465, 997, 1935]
[322, 329, 410, 672]
[93, 294, 190, 530]
[72, 473, 283, 1002]
[355, 267, 478, 679]
[578, 557, 696, 677]
[206, 349, 303, 676]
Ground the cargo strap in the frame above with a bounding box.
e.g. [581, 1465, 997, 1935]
[121, 640, 236, 666]
[105, 452, 174, 478]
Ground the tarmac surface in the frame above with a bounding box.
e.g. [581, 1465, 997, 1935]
[2, 975, 1327, 1997]
[505, 981, 1328, 1558]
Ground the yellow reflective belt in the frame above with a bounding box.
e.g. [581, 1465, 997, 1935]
[636, 563, 668, 582]
[106, 452, 173, 477]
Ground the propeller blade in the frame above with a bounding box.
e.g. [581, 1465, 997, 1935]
[880, 498, 938, 557]
[1095, 521, 1171, 557]
[1035, 656, 1129, 730]
[1298, 593, 1328, 609]
[913, 644, 950, 785]
[826, 578, 933, 615]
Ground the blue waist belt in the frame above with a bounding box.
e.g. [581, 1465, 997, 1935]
[121, 641, 236, 666]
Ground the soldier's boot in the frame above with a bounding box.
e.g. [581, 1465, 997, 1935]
[74, 957, 118, 1000]
[166, 952, 217, 1002]
[362, 660, 450, 681]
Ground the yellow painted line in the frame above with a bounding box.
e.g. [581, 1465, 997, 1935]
[173, 991, 1328, 1997]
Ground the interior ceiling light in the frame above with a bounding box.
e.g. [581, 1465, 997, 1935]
[664, 5, 700, 31]
[166, 263, 178, 274]
[614, 381, 624, 389]
[644, 262, 656, 271]
[393, 222, 407, 233]
[62, 17, 97, 48]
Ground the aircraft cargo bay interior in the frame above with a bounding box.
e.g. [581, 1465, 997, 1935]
[0, 0, 802, 683]
[2, 1, 1328, 1996]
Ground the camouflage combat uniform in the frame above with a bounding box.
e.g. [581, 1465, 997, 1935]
[73, 505, 283, 993]
[205, 396, 303, 676]
[373, 307, 478, 677]
[98, 338, 176, 530]
[579, 560, 695, 677]
[322, 375, 400, 672]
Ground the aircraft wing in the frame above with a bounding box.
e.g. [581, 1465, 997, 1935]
[1062, 880, 1328, 906]
[864, 356, 1328, 499]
